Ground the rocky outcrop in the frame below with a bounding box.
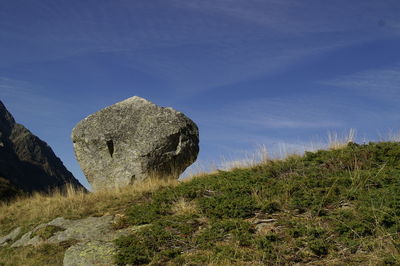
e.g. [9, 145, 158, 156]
[72, 96, 199, 191]
[1, 215, 142, 266]
[0, 227, 21, 247]
[0, 101, 83, 198]
[63, 240, 116, 266]
[10, 216, 132, 248]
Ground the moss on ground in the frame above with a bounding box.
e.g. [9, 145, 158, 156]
[115, 142, 400, 265]
[32, 225, 64, 240]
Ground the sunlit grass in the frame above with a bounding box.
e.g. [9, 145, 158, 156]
[0, 178, 179, 236]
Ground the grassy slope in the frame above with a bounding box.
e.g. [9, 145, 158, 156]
[0, 179, 179, 266]
[2, 142, 400, 265]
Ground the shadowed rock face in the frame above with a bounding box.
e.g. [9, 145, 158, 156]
[0, 177, 22, 202]
[0, 101, 84, 197]
[72, 96, 199, 191]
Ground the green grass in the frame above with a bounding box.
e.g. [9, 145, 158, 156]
[32, 225, 65, 240]
[114, 142, 400, 265]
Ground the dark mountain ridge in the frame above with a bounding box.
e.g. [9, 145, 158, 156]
[0, 100, 84, 200]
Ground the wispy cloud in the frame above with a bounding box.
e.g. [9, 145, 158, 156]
[116, 0, 400, 95]
[126, 41, 350, 97]
[319, 65, 400, 103]
[198, 97, 343, 133]
[172, 0, 400, 34]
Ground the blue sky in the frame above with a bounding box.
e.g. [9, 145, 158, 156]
[1, 0, 400, 188]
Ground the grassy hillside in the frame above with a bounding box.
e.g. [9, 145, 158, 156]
[2, 141, 400, 265]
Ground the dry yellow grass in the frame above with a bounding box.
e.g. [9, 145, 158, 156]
[0, 178, 179, 236]
[0, 242, 67, 266]
[328, 128, 356, 150]
[220, 144, 270, 171]
[171, 198, 198, 215]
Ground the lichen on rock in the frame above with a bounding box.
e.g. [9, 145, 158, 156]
[63, 240, 117, 266]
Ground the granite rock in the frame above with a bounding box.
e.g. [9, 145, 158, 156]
[72, 96, 199, 190]
[10, 215, 139, 248]
[0, 227, 21, 246]
[63, 240, 116, 266]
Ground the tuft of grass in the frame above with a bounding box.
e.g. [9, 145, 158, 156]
[32, 225, 64, 240]
[328, 128, 356, 150]
[171, 198, 198, 215]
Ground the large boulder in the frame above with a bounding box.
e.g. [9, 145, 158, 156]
[71, 96, 199, 190]
[0, 100, 84, 200]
